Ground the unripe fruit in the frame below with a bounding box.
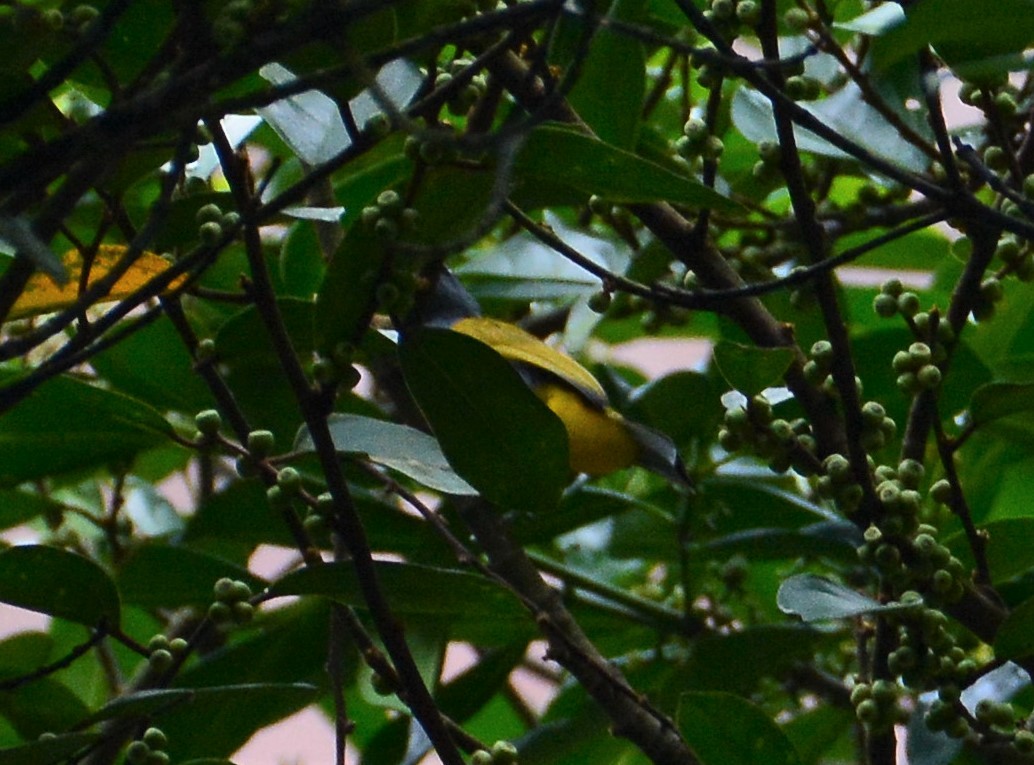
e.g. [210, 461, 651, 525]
[856, 698, 880, 724]
[471, 750, 494, 765]
[909, 342, 932, 366]
[149, 649, 173, 670]
[683, 117, 708, 143]
[277, 467, 302, 492]
[232, 601, 255, 624]
[364, 112, 391, 137]
[247, 430, 276, 458]
[376, 190, 403, 212]
[126, 741, 150, 764]
[229, 580, 253, 602]
[194, 409, 222, 436]
[981, 277, 1004, 303]
[169, 638, 189, 654]
[147, 634, 170, 653]
[984, 145, 1008, 171]
[195, 203, 223, 224]
[917, 364, 942, 390]
[198, 221, 223, 245]
[897, 458, 924, 488]
[491, 740, 519, 764]
[214, 577, 236, 601]
[208, 601, 232, 623]
[142, 728, 168, 751]
[897, 292, 920, 317]
[588, 290, 612, 314]
[146, 752, 170, 765]
[930, 479, 952, 504]
[736, 0, 760, 25]
[373, 217, 399, 241]
[783, 7, 810, 30]
[873, 293, 898, 317]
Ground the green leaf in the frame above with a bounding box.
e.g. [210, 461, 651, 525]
[81, 683, 317, 725]
[0, 545, 119, 628]
[555, 6, 645, 149]
[90, 318, 215, 415]
[873, 0, 1034, 77]
[713, 341, 796, 396]
[678, 692, 802, 765]
[693, 521, 861, 563]
[0, 373, 171, 483]
[969, 381, 1034, 427]
[777, 574, 917, 622]
[0, 678, 91, 741]
[295, 413, 476, 495]
[515, 125, 738, 211]
[948, 518, 1034, 584]
[0, 732, 100, 765]
[398, 327, 569, 511]
[628, 370, 725, 447]
[268, 561, 532, 644]
[314, 221, 384, 353]
[0, 490, 65, 533]
[994, 596, 1034, 660]
[833, 4, 905, 35]
[683, 626, 829, 694]
[117, 545, 264, 609]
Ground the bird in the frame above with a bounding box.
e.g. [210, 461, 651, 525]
[401, 267, 691, 488]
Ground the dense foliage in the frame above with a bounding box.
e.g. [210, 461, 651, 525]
[0, 1, 1032, 764]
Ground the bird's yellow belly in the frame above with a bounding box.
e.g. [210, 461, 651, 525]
[534, 383, 639, 476]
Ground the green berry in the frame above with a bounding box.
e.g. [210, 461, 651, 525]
[981, 277, 1004, 303]
[896, 372, 919, 395]
[491, 740, 519, 764]
[897, 459, 924, 488]
[361, 206, 380, 228]
[984, 145, 1009, 171]
[376, 189, 403, 213]
[471, 750, 494, 765]
[702, 135, 724, 160]
[783, 7, 810, 30]
[892, 350, 914, 373]
[897, 292, 921, 317]
[247, 430, 276, 458]
[195, 203, 223, 224]
[214, 577, 236, 601]
[881, 279, 904, 297]
[198, 220, 223, 245]
[126, 741, 151, 764]
[373, 217, 399, 241]
[229, 579, 253, 602]
[195, 338, 216, 362]
[400, 207, 420, 231]
[856, 698, 880, 724]
[145, 752, 170, 765]
[208, 601, 232, 623]
[909, 342, 932, 366]
[1014, 730, 1034, 753]
[873, 293, 898, 317]
[810, 340, 833, 363]
[277, 467, 302, 492]
[147, 634, 170, 653]
[930, 479, 952, 504]
[736, 0, 760, 25]
[588, 290, 612, 313]
[917, 364, 942, 390]
[232, 601, 255, 624]
[364, 112, 391, 137]
[861, 401, 886, 425]
[683, 117, 708, 143]
[194, 409, 222, 437]
[148, 649, 173, 670]
[142, 728, 168, 751]
[169, 638, 189, 654]
[850, 683, 872, 705]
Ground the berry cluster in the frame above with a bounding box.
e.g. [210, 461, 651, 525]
[718, 393, 817, 475]
[208, 577, 255, 626]
[125, 727, 171, 765]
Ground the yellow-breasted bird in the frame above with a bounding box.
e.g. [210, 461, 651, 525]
[403, 268, 691, 488]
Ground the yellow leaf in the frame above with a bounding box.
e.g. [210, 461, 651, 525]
[7, 245, 185, 321]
